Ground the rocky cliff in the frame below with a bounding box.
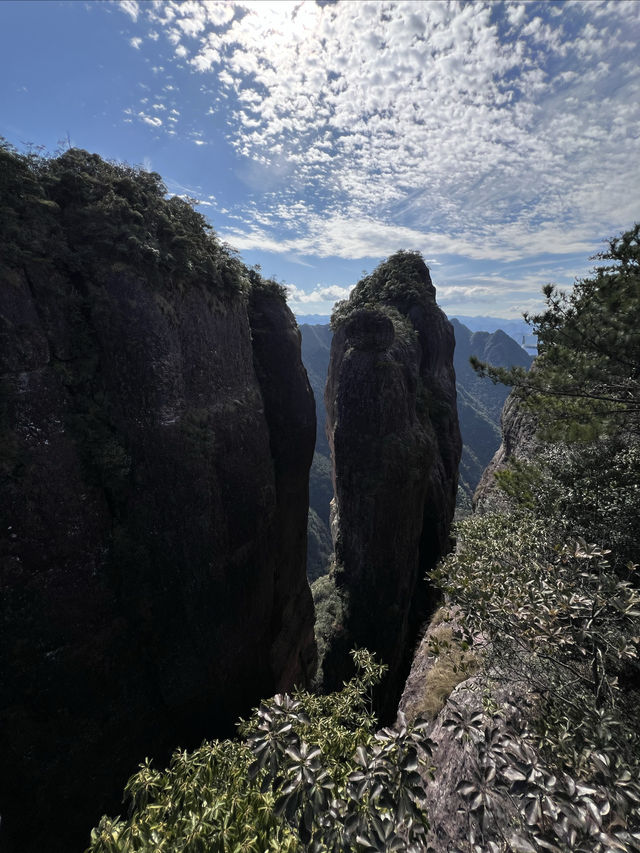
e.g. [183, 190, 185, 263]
[473, 390, 540, 512]
[317, 252, 461, 718]
[452, 319, 533, 509]
[0, 147, 316, 853]
[300, 320, 532, 558]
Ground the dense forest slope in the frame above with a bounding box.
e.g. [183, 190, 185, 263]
[315, 252, 461, 718]
[0, 145, 316, 853]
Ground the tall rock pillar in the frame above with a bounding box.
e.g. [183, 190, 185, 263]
[319, 252, 461, 719]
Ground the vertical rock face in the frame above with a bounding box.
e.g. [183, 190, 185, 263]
[320, 252, 461, 718]
[0, 148, 316, 853]
[247, 287, 318, 690]
[473, 391, 540, 513]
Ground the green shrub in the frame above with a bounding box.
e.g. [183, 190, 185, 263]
[0, 140, 247, 296]
[432, 512, 640, 852]
[88, 651, 433, 853]
[495, 438, 640, 572]
[247, 266, 288, 300]
[331, 250, 431, 330]
[311, 573, 349, 685]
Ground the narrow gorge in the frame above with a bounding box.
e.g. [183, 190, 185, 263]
[1, 148, 462, 852]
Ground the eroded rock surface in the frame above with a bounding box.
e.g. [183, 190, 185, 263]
[0, 149, 316, 852]
[319, 253, 461, 719]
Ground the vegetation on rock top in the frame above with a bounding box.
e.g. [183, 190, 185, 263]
[1, 139, 290, 311]
[330, 250, 432, 330]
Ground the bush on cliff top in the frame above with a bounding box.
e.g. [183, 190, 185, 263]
[331, 250, 431, 329]
[0, 139, 249, 296]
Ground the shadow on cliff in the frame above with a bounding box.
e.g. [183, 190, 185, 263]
[0, 145, 317, 853]
[314, 251, 462, 722]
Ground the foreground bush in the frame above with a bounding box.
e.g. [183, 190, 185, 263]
[433, 512, 640, 852]
[88, 650, 432, 853]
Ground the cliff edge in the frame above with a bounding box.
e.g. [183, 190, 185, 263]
[0, 147, 316, 852]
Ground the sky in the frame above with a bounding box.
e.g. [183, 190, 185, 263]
[1, 0, 639, 319]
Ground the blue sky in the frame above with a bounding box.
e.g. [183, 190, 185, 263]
[1, 0, 639, 319]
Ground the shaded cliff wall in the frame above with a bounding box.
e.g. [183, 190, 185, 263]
[319, 253, 461, 718]
[0, 148, 316, 853]
[247, 288, 317, 690]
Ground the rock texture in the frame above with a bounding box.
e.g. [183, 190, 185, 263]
[399, 625, 535, 852]
[320, 253, 461, 719]
[473, 390, 540, 512]
[247, 288, 317, 690]
[0, 149, 316, 853]
[451, 319, 533, 509]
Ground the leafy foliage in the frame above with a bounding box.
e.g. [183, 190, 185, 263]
[88, 651, 433, 853]
[443, 699, 640, 853]
[0, 139, 248, 295]
[432, 512, 640, 852]
[311, 573, 350, 687]
[472, 224, 640, 442]
[331, 250, 431, 329]
[494, 438, 640, 571]
[247, 265, 289, 300]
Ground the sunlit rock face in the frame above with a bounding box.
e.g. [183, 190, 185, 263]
[320, 253, 461, 720]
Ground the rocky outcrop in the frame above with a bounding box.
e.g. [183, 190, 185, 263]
[0, 149, 316, 853]
[399, 625, 536, 852]
[451, 319, 533, 508]
[473, 391, 539, 512]
[319, 252, 461, 719]
[300, 320, 532, 567]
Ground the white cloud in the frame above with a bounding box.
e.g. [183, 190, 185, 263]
[139, 113, 163, 127]
[119, 0, 139, 22]
[507, 3, 527, 28]
[122, 0, 640, 309]
[130, 36, 143, 49]
[220, 212, 601, 266]
[286, 283, 354, 305]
